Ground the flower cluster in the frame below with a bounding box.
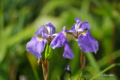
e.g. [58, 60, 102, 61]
[26, 17, 98, 59]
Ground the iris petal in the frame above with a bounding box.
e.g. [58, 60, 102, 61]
[80, 22, 90, 31]
[26, 36, 37, 54]
[35, 26, 46, 36]
[71, 24, 76, 32]
[45, 22, 56, 35]
[42, 33, 50, 38]
[75, 17, 81, 23]
[33, 39, 47, 59]
[78, 31, 98, 54]
[26, 36, 47, 59]
[63, 41, 74, 59]
[50, 32, 66, 49]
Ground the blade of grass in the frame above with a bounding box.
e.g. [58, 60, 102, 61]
[90, 63, 120, 80]
[0, 0, 4, 37]
[26, 52, 40, 80]
[86, 52, 105, 80]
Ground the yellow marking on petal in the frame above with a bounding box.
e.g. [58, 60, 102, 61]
[81, 32, 86, 35]
[63, 32, 66, 36]
[81, 30, 88, 35]
[81, 31, 87, 36]
[63, 32, 66, 34]
[37, 37, 43, 41]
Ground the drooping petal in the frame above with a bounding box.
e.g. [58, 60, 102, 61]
[80, 22, 90, 31]
[75, 17, 81, 23]
[78, 31, 98, 54]
[50, 32, 66, 49]
[33, 38, 47, 59]
[35, 26, 46, 36]
[63, 41, 74, 59]
[26, 36, 37, 54]
[45, 22, 56, 35]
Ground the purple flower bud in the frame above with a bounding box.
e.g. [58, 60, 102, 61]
[64, 65, 71, 75]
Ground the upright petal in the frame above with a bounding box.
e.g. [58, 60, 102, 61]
[75, 22, 80, 31]
[26, 36, 37, 54]
[71, 24, 76, 32]
[80, 22, 90, 31]
[63, 26, 66, 31]
[45, 22, 56, 35]
[33, 39, 47, 59]
[63, 41, 74, 59]
[35, 26, 46, 36]
[75, 17, 81, 23]
[71, 17, 81, 32]
[50, 32, 66, 49]
[78, 31, 98, 54]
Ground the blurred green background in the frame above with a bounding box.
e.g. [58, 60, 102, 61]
[0, 0, 120, 80]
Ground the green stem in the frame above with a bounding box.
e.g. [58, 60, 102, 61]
[69, 77, 71, 80]
[69, 74, 71, 80]
[79, 71, 83, 80]
[80, 49, 85, 80]
[90, 63, 120, 80]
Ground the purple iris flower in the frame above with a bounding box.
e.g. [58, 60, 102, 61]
[26, 23, 56, 59]
[67, 17, 98, 54]
[50, 26, 74, 59]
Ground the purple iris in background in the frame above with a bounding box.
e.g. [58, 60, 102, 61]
[67, 17, 98, 54]
[26, 23, 56, 59]
[50, 26, 74, 59]
[64, 65, 71, 72]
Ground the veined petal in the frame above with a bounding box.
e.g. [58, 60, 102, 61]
[35, 26, 46, 36]
[75, 17, 81, 23]
[78, 31, 98, 54]
[80, 22, 90, 31]
[63, 41, 74, 59]
[45, 22, 56, 35]
[26, 36, 37, 54]
[75, 23, 80, 31]
[50, 32, 66, 49]
[33, 39, 47, 59]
